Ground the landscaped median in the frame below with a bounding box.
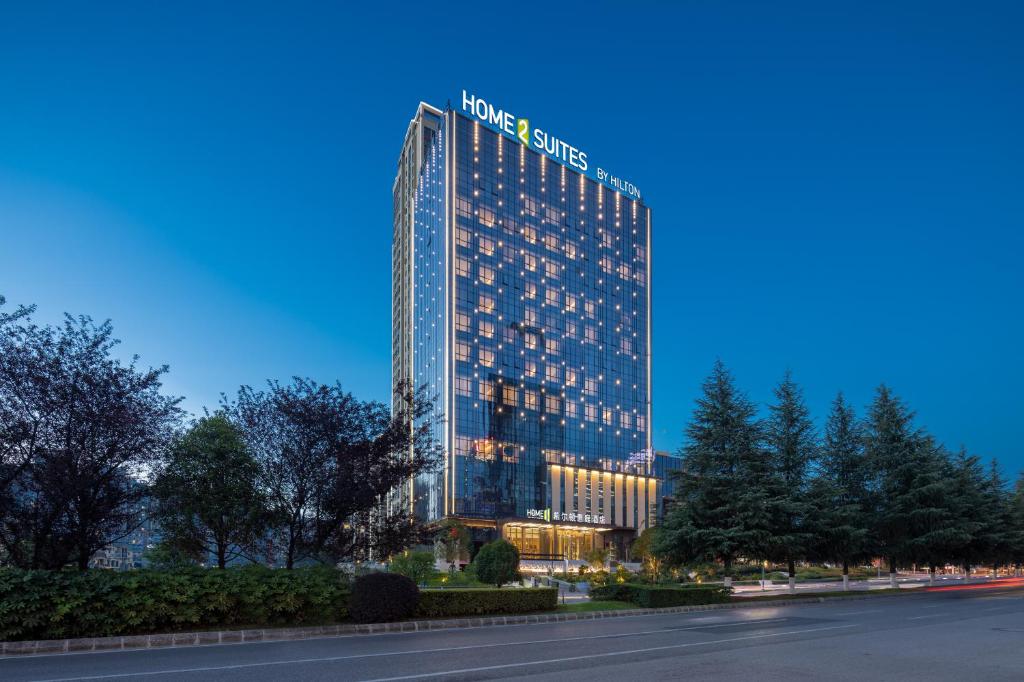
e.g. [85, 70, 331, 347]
[0, 567, 558, 644]
[589, 583, 733, 608]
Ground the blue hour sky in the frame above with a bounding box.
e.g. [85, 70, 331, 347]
[1, 2, 1022, 476]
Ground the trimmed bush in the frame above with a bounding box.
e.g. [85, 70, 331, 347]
[416, 588, 557, 618]
[349, 572, 419, 623]
[589, 583, 731, 607]
[471, 540, 520, 587]
[0, 566, 349, 642]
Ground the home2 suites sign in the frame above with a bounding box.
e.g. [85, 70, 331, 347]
[459, 90, 642, 201]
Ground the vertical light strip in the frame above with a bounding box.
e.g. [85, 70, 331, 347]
[602, 471, 612, 522]
[446, 112, 457, 517]
[648, 478, 657, 528]
[551, 465, 561, 517]
[589, 470, 599, 521]
[613, 474, 623, 526]
[646, 206, 653, 457]
[637, 475, 647, 532]
[625, 475, 635, 528]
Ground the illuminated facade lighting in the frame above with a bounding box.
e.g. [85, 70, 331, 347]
[392, 95, 661, 561]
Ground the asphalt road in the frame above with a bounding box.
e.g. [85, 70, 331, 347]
[4, 583, 1024, 682]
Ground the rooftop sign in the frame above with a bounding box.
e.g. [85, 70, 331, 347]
[459, 90, 642, 201]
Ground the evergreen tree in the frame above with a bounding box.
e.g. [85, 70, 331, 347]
[1010, 474, 1024, 575]
[946, 448, 989, 577]
[656, 361, 772, 583]
[863, 385, 948, 580]
[980, 459, 1014, 575]
[764, 372, 817, 584]
[809, 392, 870, 581]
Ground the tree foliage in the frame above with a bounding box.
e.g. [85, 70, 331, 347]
[472, 539, 520, 587]
[0, 299, 181, 569]
[656, 361, 772, 578]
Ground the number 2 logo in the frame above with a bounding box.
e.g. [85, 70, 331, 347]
[516, 118, 529, 145]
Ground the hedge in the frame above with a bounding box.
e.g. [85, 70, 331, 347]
[0, 566, 350, 642]
[416, 588, 557, 618]
[350, 572, 419, 623]
[589, 583, 732, 607]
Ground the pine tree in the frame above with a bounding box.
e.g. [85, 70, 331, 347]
[656, 360, 772, 584]
[863, 385, 948, 583]
[947, 448, 989, 577]
[810, 392, 870, 585]
[1010, 474, 1024, 576]
[764, 372, 817, 587]
[980, 459, 1014, 575]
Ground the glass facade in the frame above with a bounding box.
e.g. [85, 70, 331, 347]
[394, 102, 658, 558]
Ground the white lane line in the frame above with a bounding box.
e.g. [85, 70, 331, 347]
[359, 625, 859, 681]
[908, 613, 948, 620]
[834, 610, 881, 616]
[921, 604, 944, 609]
[23, 618, 795, 682]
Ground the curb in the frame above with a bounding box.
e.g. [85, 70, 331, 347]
[0, 589, 917, 657]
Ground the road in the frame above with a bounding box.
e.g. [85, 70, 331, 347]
[3, 582, 1024, 681]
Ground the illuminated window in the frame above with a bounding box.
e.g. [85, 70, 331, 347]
[621, 411, 631, 428]
[479, 265, 495, 285]
[525, 308, 538, 326]
[455, 342, 471, 363]
[479, 294, 495, 314]
[479, 380, 496, 402]
[456, 256, 471, 278]
[564, 241, 577, 260]
[479, 236, 495, 256]
[637, 415, 646, 432]
[566, 321, 577, 339]
[478, 319, 495, 338]
[585, 404, 597, 422]
[565, 295, 576, 313]
[524, 253, 537, 272]
[455, 312, 470, 332]
[565, 368, 577, 387]
[585, 326, 597, 343]
[525, 332, 538, 350]
[565, 400, 578, 418]
[545, 288, 559, 306]
[525, 360, 537, 377]
[585, 301, 596, 319]
[525, 389, 539, 411]
[456, 376, 473, 396]
[545, 261, 560, 280]
[584, 378, 597, 395]
[545, 395, 561, 413]
[546, 337, 559, 355]
[525, 282, 537, 299]
[456, 228, 471, 248]
[503, 385, 519, 407]
[479, 348, 495, 367]
[523, 226, 537, 244]
[546, 364, 560, 383]
[603, 407, 613, 425]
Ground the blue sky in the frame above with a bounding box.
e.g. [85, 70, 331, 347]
[1, 2, 1021, 476]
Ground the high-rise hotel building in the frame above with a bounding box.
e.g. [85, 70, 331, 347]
[392, 92, 658, 560]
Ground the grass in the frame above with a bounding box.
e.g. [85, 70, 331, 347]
[558, 600, 635, 612]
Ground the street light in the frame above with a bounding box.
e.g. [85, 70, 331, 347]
[762, 560, 768, 591]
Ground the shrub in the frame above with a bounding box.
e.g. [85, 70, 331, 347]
[0, 566, 349, 642]
[389, 551, 436, 585]
[349, 572, 419, 623]
[589, 584, 732, 608]
[416, 588, 557, 617]
[471, 540, 520, 587]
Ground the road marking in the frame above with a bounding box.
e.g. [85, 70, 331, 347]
[835, 610, 881, 616]
[921, 604, 944, 609]
[359, 625, 859, 681]
[908, 613, 948, 620]
[22, 618, 796, 682]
